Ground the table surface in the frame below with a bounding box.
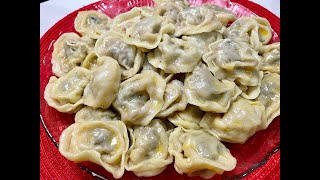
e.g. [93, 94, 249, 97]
[40, 0, 279, 38]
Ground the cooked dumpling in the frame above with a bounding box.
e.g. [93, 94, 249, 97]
[257, 73, 280, 128]
[200, 97, 266, 144]
[75, 106, 119, 122]
[184, 65, 241, 113]
[202, 38, 262, 86]
[142, 58, 157, 72]
[51, 33, 94, 77]
[224, 17, 272, 51]
[154, 0, 190, 7]
[112, 70, 166, 126]
[94, 31, 144, 79]
[44, 67, 92, 113]
[125, 119, 173, 177]
[168, 127, 237, 179]
[182, 31, 223, 55]
[123, 15, 175, 49]
[111, 7, 176, 50]
[74, 10, 112, 39]
[168, 104, 205, 130]
[259, 42, 280, 74]
[59, 121, 129, 179]
[238, 71, 264, 99]
[147, 34, 202, 73]
[81, 52, 98, 70]
[141, 60, 174, 83]
[174, 4, 223, 37]
[156, 80, 187, 118]
[205, 5, 237, 26]
[155, 1, 185, 24]
[111, 7, 154, 34]
[82, 57, 121, 109]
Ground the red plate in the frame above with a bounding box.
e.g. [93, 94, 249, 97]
[40, 0, 280, 179]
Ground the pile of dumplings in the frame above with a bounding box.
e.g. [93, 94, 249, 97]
[44, 0, 280, 179]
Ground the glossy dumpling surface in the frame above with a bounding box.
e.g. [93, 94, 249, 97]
[83, 56, 121, 109]
[257, 73, 280, 128]
[147, 34, 202, 73]
[51, 33, 94, 77]
[259, 42, 280, 74]
[200, 97, 266, 144]
[75, 106, 119, 122]
[168, 104, 205, 130]
[174, 4, 223, 36]
[44, 67, 92, 113]
[112, 70, 166, 126]
[184, 65, 241, 113]
[94, 31, 144, 80]
[125, 119, 173, 177]
[168, 127, 236, 179]
[74, 10, 112, 39]
[156, 80, 188, 118]
[224, 17, 272, 51]
[203, 38, 262, 86]
[59, 121, 129, 179]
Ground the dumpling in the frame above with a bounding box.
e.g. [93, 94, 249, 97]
[257, 73, 280, 128]
[154, 1, 185, 24]
[51, 33, 95, 77]
[200, 97, 266, 144]
[168, 104, 205, 130]
[259, 42, 280, 74]
[74, 10, 112, 39]
[154, 0, 190, 7]
[111, 7, 175, 50]
[168, 127, 236, 179]
[125, 119, 173, 177]
[147, 34, 202, 73]
[75, 106, 119, 123]
[202, 38, 262, 86]
[238, 71, 264, 99]
[205, 5, 236, 26]
[111, 7, 154, 34]
[123, 15, 175, 49]
[94, 31, 144, 79]
[59, 121, 129, 179]
[44, 67, 92, 113]
[141, 60, 174, 83]
[156, 80, 188, 118]
[81, 52, 98, 70]
[174, 4, 223, 37]
[182, 31, 223, 55]
[224, 17, 272, 51]
[82, 56, 121, 109]
[112, 70, 166, 126]
[184, 65, 241, 113]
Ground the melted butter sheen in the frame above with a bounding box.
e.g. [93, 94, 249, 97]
[135, 126, 164, 158]
[192, 134, 219, 160]
[92, 128, 118, 154]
